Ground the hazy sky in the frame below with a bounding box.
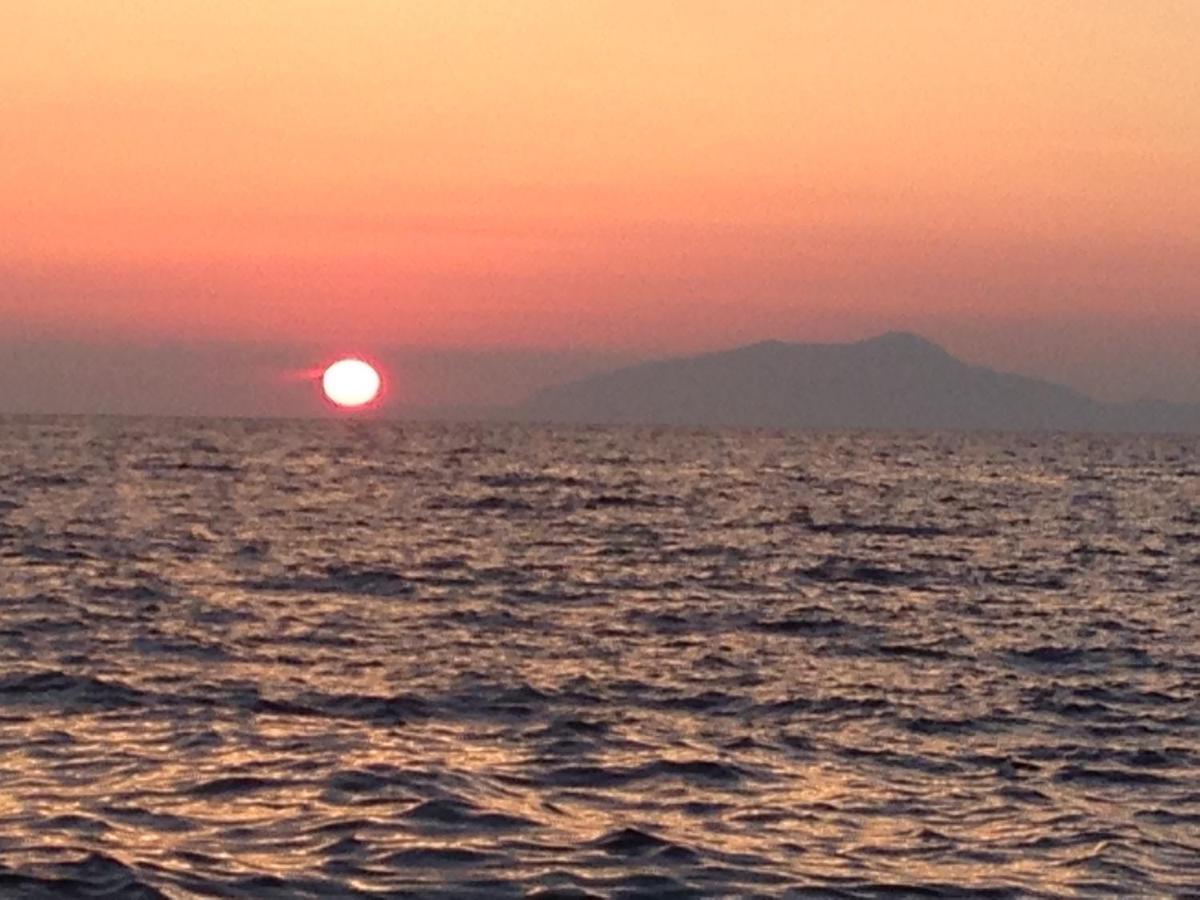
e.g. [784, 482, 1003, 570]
[2, 1, 1198, 413]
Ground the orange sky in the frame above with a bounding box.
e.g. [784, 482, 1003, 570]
[2, 1, 1198, 389]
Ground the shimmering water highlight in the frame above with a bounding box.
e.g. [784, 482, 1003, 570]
[1, 417, 1198, 897]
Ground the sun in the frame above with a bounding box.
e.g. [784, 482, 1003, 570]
[322, 358, 382, 409]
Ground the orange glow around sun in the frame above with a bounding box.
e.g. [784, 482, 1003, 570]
[321, 358, 382, 409]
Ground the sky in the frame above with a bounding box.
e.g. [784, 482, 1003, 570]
[2, 0, 1198, 413]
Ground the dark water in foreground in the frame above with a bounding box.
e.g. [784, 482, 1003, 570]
[1, 417, 1198, 898]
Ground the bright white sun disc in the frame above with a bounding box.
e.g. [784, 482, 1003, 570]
[322, 358, 382, 408]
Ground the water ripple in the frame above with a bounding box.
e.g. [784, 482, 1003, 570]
[0, 418, 1198, 895]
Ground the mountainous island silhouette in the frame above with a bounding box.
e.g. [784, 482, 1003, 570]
[518, 332, 1200, 433]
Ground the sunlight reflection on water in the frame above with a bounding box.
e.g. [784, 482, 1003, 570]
[0, 417, 1198, 896]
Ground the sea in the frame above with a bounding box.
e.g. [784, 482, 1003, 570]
[0, 416, 1197, 898]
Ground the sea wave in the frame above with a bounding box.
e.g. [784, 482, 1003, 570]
[0, 418, 1197, 895]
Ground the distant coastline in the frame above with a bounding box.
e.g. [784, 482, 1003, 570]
[512, 332, 1200, 434]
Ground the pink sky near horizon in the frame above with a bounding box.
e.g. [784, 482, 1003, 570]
[2, 1, 1198, 404]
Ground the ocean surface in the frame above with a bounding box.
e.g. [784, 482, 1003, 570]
[1, 416, 1198, 899]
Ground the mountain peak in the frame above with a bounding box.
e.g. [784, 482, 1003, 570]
[518, 330, 1129, 430]
[519, 330, 1200, 432]
[859, 331, 950, 355]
